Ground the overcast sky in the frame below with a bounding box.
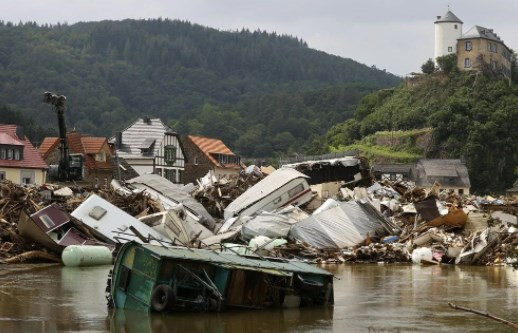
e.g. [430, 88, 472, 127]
[3, 0, 518, 76]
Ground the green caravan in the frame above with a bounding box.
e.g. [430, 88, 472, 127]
[108, 242, 334, 312]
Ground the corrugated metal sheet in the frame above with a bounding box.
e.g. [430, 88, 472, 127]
[141, 244, 332, 276]
[128, 174, 215, 228]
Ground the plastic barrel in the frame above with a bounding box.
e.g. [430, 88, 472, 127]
[62, 245, 113, 267]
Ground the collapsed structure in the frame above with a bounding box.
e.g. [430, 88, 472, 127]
[0, 156, 516, 269]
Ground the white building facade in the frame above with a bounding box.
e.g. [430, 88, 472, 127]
[434, 10, 463, 62]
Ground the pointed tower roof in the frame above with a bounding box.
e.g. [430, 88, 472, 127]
[435, 10, 463, 24]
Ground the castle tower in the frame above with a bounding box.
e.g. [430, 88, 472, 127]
[434, 10, 463, 62]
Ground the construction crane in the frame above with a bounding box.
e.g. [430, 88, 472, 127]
[43, 92, 83, 181]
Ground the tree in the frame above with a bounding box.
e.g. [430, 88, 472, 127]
[511, 50, 518, 85]
[436, 54, 457, 74]
[421, 58, 436, 74]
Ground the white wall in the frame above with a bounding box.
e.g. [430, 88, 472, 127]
[434, 21, 462, 61]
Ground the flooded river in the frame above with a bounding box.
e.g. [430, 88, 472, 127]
[0, 263, 516, 333]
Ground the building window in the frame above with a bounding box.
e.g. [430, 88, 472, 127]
[464, 58, 471, 68]
[164, 145, 177, 165]
[458, 189, 464, 195]
[465, 41, 472, 51]
[14, 149, 20, 160]
[7, 149, 13, 160]
[454, 24, 458, 30]
[0, 148, 5, 160]
[0, 171, 5, 180]
[21, 170, 34, 184]
[448, 46, 452, 52]
[194, 156, 199, 165]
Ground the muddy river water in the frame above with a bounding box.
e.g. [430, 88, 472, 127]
[0, 263, 516, 333]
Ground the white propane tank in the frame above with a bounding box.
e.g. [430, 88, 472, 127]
[62, 245, 113, 267]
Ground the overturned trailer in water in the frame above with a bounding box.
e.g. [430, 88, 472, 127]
[108, 242, 333, 313]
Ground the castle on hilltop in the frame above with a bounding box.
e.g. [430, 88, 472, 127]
[434, 10, 511, 80]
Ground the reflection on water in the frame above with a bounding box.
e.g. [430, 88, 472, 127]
[0, 264, 516, 333]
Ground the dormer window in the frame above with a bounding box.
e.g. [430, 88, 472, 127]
[0, 146, 23, 160]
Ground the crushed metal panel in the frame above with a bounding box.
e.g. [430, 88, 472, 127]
[414, 196, 441, 221]
[71, 194, 170, 245]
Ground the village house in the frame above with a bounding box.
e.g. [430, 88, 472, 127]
[434, 10, 512, 80]
[183, 135, 242, 184]
[112, 117, 186, 184]
[0, 124, 48, 185]
[415, 159, 471, 195]
[371, 164, 415, 183]
[39, 131, 113, 187]
[372, 159, 471, 195]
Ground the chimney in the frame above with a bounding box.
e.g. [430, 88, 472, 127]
[16, 126, 24, 140]
[115, 131, 122, 149]
[143, 117, 151, 125]
[436, 16, 441, 20]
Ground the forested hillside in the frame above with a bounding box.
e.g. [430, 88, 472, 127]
[0, 19, 400, 155]
[323, 71, 518, 193]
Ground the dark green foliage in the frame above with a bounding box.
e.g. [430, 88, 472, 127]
[421, 58, 436, 74]
[0, 19, 401, 157]
[324, 72, 518, 193]
[0, 105, 57, 145]
[511, 50, 518, 84]
[436, 54, 458, 74]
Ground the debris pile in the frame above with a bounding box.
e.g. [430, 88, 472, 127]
[1, 162, 517, 268]
[0, 180, 162, 263]
[192, 167, 265, 218]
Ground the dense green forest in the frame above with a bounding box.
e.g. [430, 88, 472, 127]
[0, 19, 400, 155]
[322, 70, 518, 193]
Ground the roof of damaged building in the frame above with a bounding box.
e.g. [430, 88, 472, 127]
[186, 135, 240, 168]
[283, 156, 366, 185]
[113, 118, 181, 160]
[372, 164, 415, 174]
[127, 173, 215, 229]
[416, 159, 470, 188]
[0, 124, 48, 170]
[39, 132, 112, 170]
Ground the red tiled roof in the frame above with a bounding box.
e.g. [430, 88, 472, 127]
[186, 135, 236, 167]
[0, 124, 48, 170]
[38, 132, 111, 171]
[81, 137, 106, 154]
[39, 137, 59, 159]
[0, 133, 24, 146]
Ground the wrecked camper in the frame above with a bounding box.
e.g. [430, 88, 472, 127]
[223, 168, 312, 220]
[18, 204, 111, 253]
[108, 242, 333, 312]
